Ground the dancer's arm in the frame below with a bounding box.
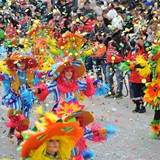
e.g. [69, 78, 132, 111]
[77, 76, 95, 97]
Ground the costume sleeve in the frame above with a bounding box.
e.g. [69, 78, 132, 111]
[47, 81, 60, 101]
[77, 80, 87, 91]
[32, 78, 59, 102]
[78, 77, 96, 97]
[83, 127, 93, 140]
[83, 126, 107, 142]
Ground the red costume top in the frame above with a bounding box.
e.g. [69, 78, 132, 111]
[126, 47, 150, 83]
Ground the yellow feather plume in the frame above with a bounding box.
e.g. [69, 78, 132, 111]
[83, 49, 94, 57]
[45, 112, 59, 124]
[50, 48, 60, 56]
[156, 57, 160, 73]
[35, 112, 59, 132]
[41, 57, 56, 72]
[36, 123, 47, 132]
[0, 61, 10, 75]
[35, 106, 43, 115]
[136, 55, 151, 77]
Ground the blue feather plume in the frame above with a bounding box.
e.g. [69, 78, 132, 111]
[81, 149, 95, 159]
[95, 83, 110, 96]
[104, 125, 116, 139]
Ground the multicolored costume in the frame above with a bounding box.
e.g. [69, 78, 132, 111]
[139, 42, 160, 139]
[0, 52, 44, 144]
[45, 60, 96, 111]
[56, 100, 116, 160]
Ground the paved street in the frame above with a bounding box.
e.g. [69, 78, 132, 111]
[0, 91, 160, 160]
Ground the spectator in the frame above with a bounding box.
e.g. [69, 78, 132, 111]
[104, 37, 124, 98]
[102, 9, 111, 27]
[123, 13, 134, 37]
[94, 1, 104, 16]
[48, 9, 62, 39]
[111, 8, 124, 31]
[106, 3, 117, 21]
[86, 16, 110, 81]
[125, 37, 150, 113]
[147, 19, 159, 43]
[79, 0, 94, 16]
[75, 14, 95, 34]
[49, 9, 62, 25]
[92, 35, 107, 82]
[89, 16, 110, 41]
[49, 9, 71, 39]
[111, 28, 131, 58]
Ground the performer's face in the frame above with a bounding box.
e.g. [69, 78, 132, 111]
[64, 70, 73, 80]
[46, 140, 60, 154]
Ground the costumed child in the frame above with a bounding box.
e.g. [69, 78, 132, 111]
[0, 52, 46, 144]
[119, 38, 151, 113]
[55, 100, 116, 160]
[104, 37, 124, 98]
[19, 111, 83, 160]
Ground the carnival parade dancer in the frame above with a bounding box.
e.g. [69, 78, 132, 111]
[138, 41, 160, 139]
[46, 59, 96, 111]
[55, 100, 116, 160]
[0, 52, 46, 144]
[19, 110, 83, 160]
